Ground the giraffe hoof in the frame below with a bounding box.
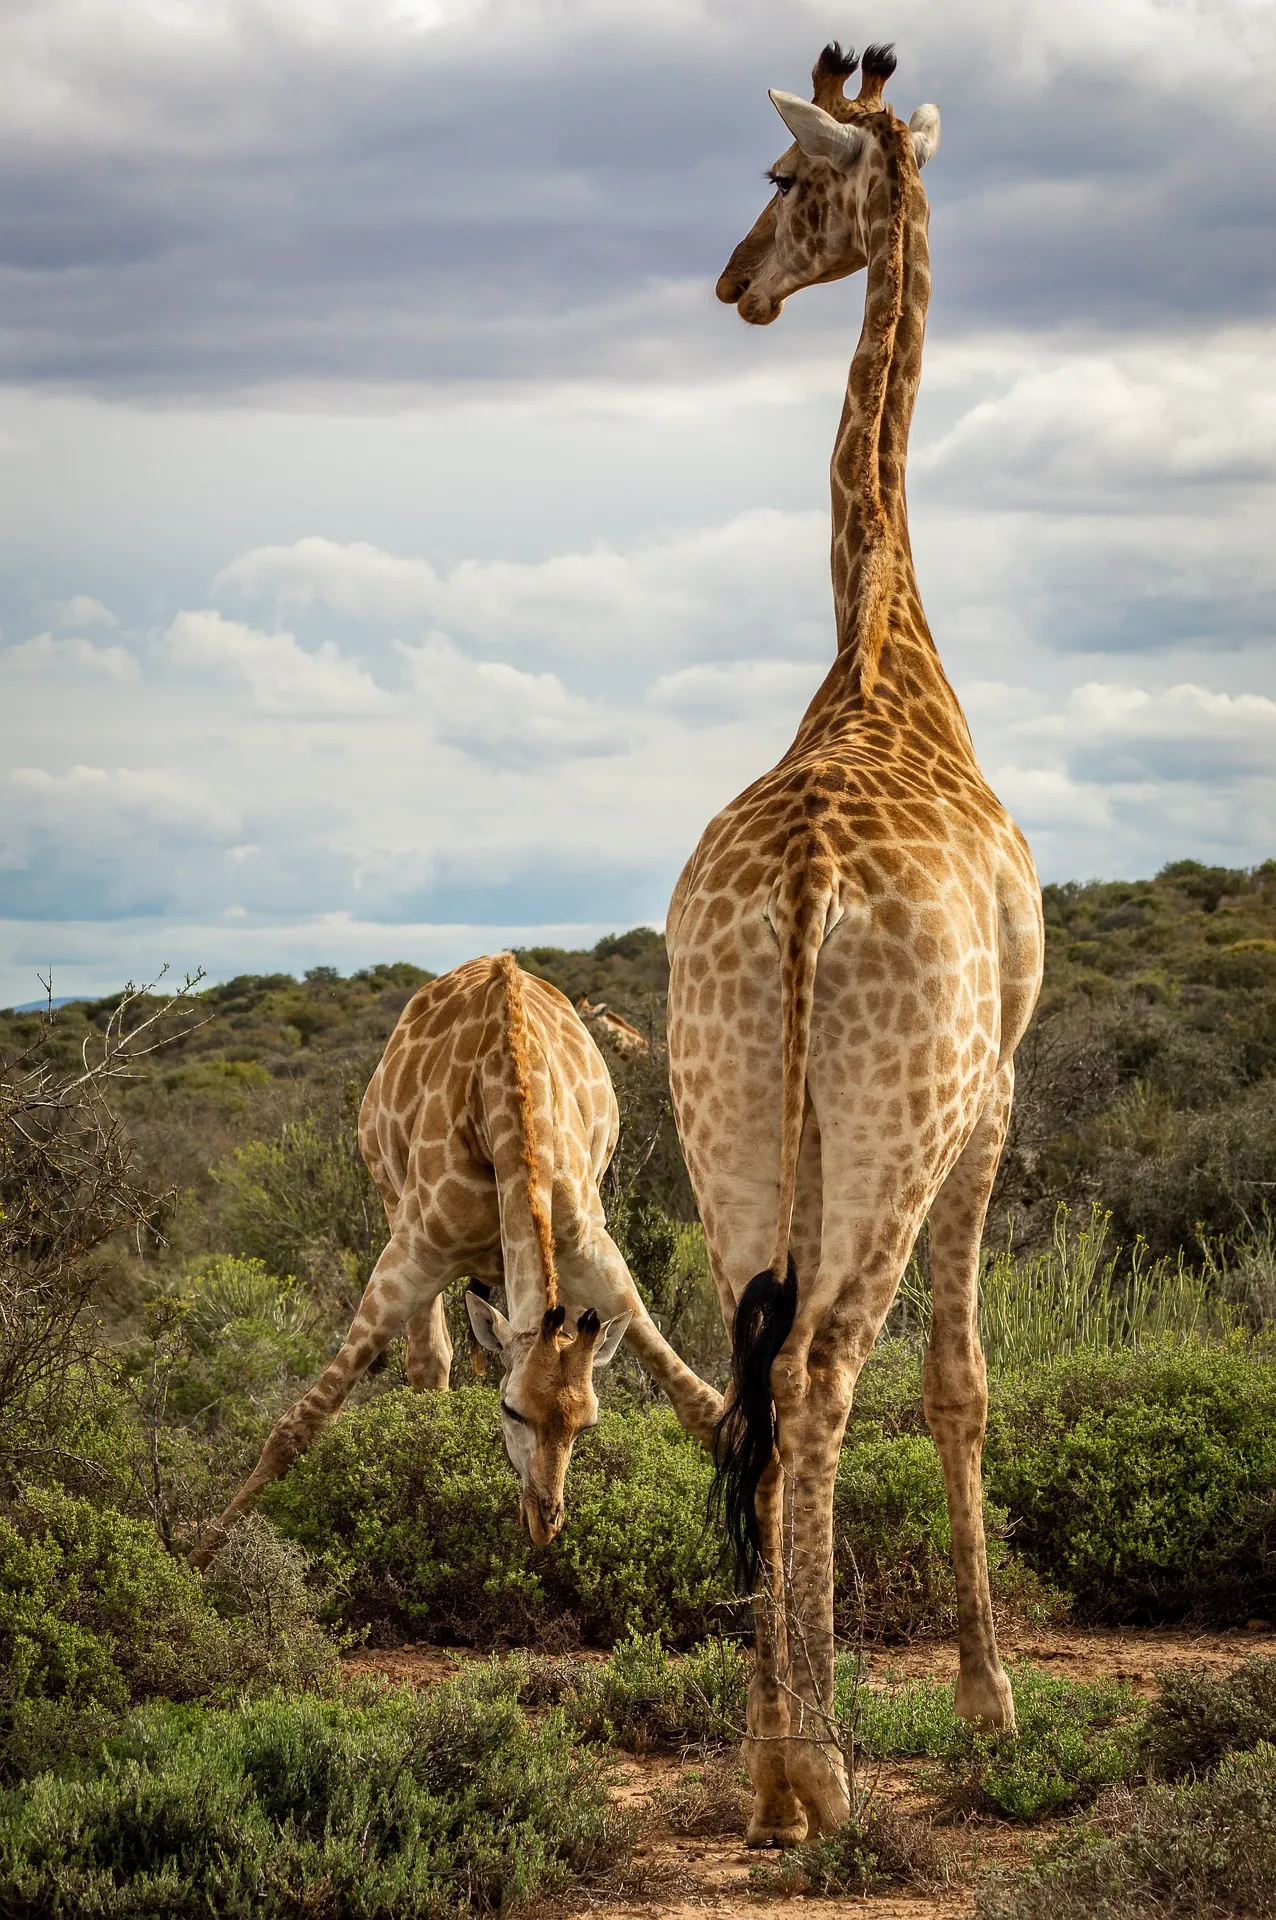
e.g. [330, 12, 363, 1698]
[955, 1666, 1015, 1732]
[746, 1810, 808, 1848]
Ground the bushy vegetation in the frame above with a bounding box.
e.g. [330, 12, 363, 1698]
[0, 1486, 335, 1782]
[978, 1748, 1276, 1920]
[985, 1343, 1276, 1622]
[2, 882, 1276, 1911]
[752, 1795, 944, 1897]
[834, 1426, 1061, 1640]
[544, 1632, 748, 1751]
[260, 1388, 727, 1646]
[1142, 1656, 1276, 1779]
[0, 1675, 626, 1919]
[843, 1663, 1143, 1819]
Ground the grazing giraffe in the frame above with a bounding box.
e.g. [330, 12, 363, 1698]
[665, 43, 1044, 1844]
[575, 996, 650, 1058]
[192, 954, 721, 1567]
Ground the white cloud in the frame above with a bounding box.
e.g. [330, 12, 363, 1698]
[0, 632, 137, 680]
[918, 329, 1276, 504]
[52, 594, 117, 630]
[5, 763, 242, 846]
[397, 634, 631, 765]
[651, 658, 820, 726]
[216, 510, 831, 667]
[161, 609, 388, 714]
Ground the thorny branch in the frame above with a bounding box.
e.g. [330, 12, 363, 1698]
[0, 967, 207, 1474]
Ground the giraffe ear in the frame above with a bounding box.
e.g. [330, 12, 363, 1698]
[909, 104, 940, 168]
[591, 1311, 632, 1369]
[769, 89, 866, 170]
[466, 1291, 512, 1354]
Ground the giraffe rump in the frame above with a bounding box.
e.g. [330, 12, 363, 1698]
[494, 952, 559, 1310]
[710, 1256, 798, 1590]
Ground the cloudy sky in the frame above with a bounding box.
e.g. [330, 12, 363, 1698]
[1, 0, 1274, 1005]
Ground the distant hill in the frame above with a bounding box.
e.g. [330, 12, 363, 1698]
[3, 862, 1273, 1258]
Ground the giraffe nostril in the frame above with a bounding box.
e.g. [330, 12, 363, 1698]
[717, 270, 748, 304]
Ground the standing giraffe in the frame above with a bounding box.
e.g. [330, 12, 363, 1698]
[665, 43, 1044, 1844]
[192, 954, 721, 1567]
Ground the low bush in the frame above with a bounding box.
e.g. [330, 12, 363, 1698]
[833, 1429, 1061, 1641]
[941, 1668, 1143, 1820]
[839, 1664, 1143, 1820]
[985, 1342, 1276, 1622]
[840, 1667, 959, 1758]
[262, 1387, 727, 1646]
[0, 1674, 627, 1918]
[753, 1795, 943, 1896]
[655, 1753, 750, 1835]
[0, 1486, 336, 1780]
[554, 1633, 748, 1751]
[1142, 1656, 1276, 1779]
[978, 1746, 1276, 1920]
[264, 1385, 1059, 1649]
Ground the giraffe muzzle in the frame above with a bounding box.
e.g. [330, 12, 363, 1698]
[521, 1491, 565, 1546]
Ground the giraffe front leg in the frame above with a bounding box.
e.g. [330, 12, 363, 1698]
[405, 1292, 453, 1391]
[924, 1064, 1016, 1731]
[189, 1231, 443, 1569]
[555, 1228, 724, 1448]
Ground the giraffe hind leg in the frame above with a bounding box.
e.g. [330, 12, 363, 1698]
[923, 1062, 1016, 1730]
[188, 1231, 445, 1570]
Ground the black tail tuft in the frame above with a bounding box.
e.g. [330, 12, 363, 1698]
[708, 1256, 798, 1592]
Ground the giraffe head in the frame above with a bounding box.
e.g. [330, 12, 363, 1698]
[717, 42, 940, 326]
[466, 1296, 631, 1543]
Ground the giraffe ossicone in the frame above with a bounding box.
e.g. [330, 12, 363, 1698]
[668, 37, 1045, 1847]
[190, 953, 721, 1568]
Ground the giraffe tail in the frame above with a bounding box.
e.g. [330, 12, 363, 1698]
[710, 852, 836, 1591]
[492, 952, 560, 1314]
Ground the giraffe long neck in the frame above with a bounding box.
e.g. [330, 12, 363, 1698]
[815, 118, 974, 762]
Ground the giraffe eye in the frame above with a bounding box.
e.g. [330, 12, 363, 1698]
[770, 173, 796, 197]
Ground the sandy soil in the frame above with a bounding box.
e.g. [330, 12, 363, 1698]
[343, 1627, 1276, 1918]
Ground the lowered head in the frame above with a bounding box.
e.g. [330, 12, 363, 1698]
[717, 42, 940, 326]
[466, 1295, 631, 1544]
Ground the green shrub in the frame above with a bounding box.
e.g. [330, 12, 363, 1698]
[978, 1746, 1276, 1920]
[941, 1667, 1144, 1820]
[985, 1343, 1276, 1622]
[833, 1429, 1060, 1640]
[0, 1675, 626, 1917]
[840, 1668, 958, 1758]
[555, 1632, 748, 1751]
[752, 1796, 942, 1896]
[131, 1256, 324, 1433]
[0, 1487, 336, 1779]
[262, 1387, 727, 1646]
[214, 1104, 387, 1296]
[1142, 1657, 1276, 1779]
[839, 1663, 1143, 1821]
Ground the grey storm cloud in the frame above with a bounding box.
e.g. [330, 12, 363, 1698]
[3, 1, 1274, 397]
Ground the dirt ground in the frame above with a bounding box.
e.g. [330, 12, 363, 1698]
[345, 1626, 1276, 1919]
